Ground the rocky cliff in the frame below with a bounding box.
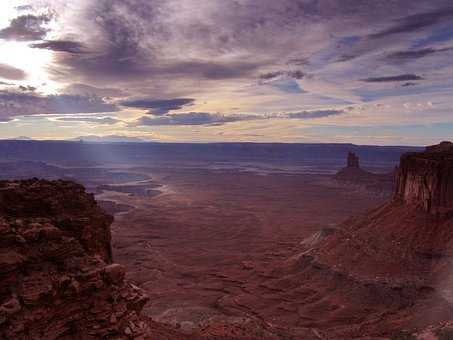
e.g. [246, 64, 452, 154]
[395, 141, 453, 216]
[293, 142, 453, 337]
[0, 179, 158, 339]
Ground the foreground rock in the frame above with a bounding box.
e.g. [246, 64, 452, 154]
[0, 179, 194, 339]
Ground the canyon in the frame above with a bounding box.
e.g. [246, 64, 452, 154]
[0, 142, 452, 339]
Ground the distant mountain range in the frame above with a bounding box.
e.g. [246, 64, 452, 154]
[2, 136, 34, 141]
[2, 135, 147, 143]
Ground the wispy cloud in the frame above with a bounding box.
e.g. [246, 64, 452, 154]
[54, 116, 121, 125]
[133, 109, 344, 126]
[0, 63, 26, 80]
[360, 74, 424, 83]
[30, 40, 85, 53]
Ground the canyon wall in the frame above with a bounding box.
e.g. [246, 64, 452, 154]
[394, 141, 453, 216]
[0, 179, 150, 339]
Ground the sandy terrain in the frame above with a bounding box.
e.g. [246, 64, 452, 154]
[106, 168, 386, 335]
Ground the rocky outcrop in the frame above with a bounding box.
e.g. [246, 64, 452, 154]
[395, 141, 453, 216]
[334, 151, 372, 180]
[0, 179, 150, 339]
[347, 151, 360, 168]
[334, 151, 395, 194]
[294, 143, 453, 337]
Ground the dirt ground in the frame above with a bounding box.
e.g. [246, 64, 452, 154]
[105, 168, 385, 336]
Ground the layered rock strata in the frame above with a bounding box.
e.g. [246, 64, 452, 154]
[0, 179, 150, 339]
[395, 141, 453, 216]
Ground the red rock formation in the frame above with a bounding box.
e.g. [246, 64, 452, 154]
[0, 179, 193, 339]
[334, 152, 395, 194]
[395, 141, 453, 216]
[293, 142, 453, 337]
[347, 151, 360, 168]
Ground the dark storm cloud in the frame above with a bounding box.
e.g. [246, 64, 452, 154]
[360, 74, 424, 83]
[0, 91, 118, 121]
[30, 40, 85, 53]
[133, 109, 344, 126]
[369, 6, 453, 39]
[0, 14, 51, 41]
[55, 116, 121, 125]
[386, 47, 453, 61]
[0, 64, 26, 80]
[120, 98, 194, 115]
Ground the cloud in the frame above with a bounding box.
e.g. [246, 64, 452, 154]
[385, 47, 453, 61]
[30, 40, 85, 53]
[4, 0, 453, 142]
[360, 74, 424, 83]
[18, 85, 36, 92]
[120, 98, 194, 115]
[259, 70, 305, 81]
[287, 110, 344, 119]
[47, 1, 262, 84]
[55, 116, 121, 125]
[64, 83, 128, 98]
[134, 112, 251, 126]
[401, 82, 418, 87]
[0, 91, 118, 121]
[288, 70, 305, 80]
[259, 71, 285, 80]
[15, 5, 34, 11]
[369, 6, 453, 39]
[0, 14, 51, 41]
[0, 63, 27, 80]
[133, 109, 344, 126]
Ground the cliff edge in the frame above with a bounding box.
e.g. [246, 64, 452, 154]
[0, 179, 185, 339]
[290, 142, 453, 337]
[395, 141, 453, 216]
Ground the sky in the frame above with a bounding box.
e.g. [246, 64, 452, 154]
[0, 0, 452, 145]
